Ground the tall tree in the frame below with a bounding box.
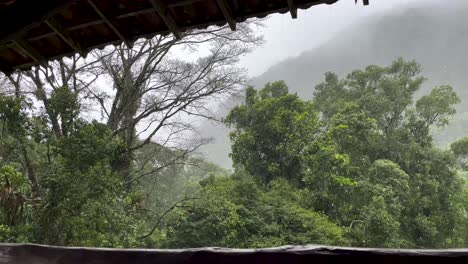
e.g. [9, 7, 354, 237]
[90, 24, 261, 184]
[313, 59, 463, 248]
[225, 81, 325, 186]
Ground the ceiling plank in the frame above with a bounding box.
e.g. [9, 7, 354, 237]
[45, 17, 86, 57]
[149, 0, 182, 39]
[216, 0, 236, 31]
[88, 0, 132, 48]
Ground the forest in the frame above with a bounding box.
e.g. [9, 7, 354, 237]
[0, 22, 468, 249]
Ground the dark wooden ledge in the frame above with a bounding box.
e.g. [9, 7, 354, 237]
[1, 244, 468, 264]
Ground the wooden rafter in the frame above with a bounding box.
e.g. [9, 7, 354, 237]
[149, 0, 182, 39]
[287, 0, 297, 19]
[12, 38, 45, 66]
[45, 17, 86, 57]
[88, 0, 132, 48]
[216, 0, 236, 31]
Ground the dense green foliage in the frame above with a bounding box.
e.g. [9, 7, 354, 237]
[0, 59, 467, 249]
[222, 59, 467, 248]
[163, 175, 346, 248]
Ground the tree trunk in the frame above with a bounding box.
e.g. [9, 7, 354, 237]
[108, 70, 141, 188]
[20, 144, 41, 197]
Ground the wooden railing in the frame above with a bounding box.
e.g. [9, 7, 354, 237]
[1, 244, 468, 264]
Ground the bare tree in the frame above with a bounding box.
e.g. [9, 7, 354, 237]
[2, 21, 261, 188]
[88, 22, 262, 184]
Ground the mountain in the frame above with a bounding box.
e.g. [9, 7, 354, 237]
[200, 1, 468, 168]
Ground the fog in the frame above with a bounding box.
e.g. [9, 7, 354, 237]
[200, 0, 468, 168]
[241, 0, 410, 77]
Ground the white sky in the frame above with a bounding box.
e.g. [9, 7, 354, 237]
[241, 0, 425, 77]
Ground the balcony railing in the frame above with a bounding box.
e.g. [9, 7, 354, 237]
[1, 244, 468, 264]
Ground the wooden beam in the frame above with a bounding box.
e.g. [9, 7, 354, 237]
[87, 0, 132, 48]
[12, 38, 46, 66]
[216, 0, 236, 31]
[45, 17, 86, 57]
[149, 0, 182, 39]
[0, 0, 76, 43]
[287, 0, 297, 19]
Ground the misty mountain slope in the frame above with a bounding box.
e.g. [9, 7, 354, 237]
[254, 6, 468, 98]
[200, 3, 468, 168]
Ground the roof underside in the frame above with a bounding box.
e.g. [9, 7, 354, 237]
[0, 0, 341, 73]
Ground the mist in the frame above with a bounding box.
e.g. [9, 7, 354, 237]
[200, 0, 468, 168]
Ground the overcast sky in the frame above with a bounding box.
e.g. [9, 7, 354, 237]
[241, 0, 428, 77]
